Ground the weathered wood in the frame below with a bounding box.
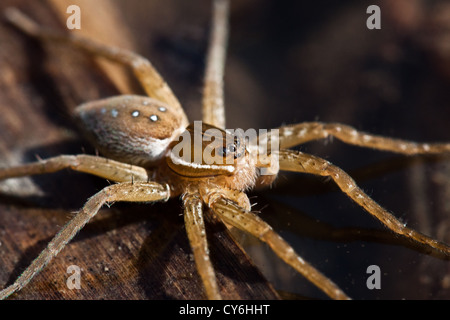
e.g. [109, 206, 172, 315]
[0, 0, 279, 299]
[1, 0, 450, 301]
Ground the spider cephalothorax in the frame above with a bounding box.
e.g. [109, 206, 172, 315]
[1, 0, 450, 301]
[164, 122, 259, 194]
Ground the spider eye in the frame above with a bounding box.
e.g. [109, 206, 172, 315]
[217, 146, 228, 157]
[216, 143, 243, 159]
[227, 144, 236, 153]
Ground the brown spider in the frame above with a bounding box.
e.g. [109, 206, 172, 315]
[1, 0, 450, 300]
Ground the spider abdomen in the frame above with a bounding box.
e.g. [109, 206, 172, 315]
[74, 95, 186, 167]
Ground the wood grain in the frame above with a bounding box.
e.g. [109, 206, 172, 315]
[0, 0, 279, 300]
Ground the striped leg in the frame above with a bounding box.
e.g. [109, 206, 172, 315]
[278, 149, 450, 257]
[183, 192, 221, 299]
[210, 196, 350, 300]
[277, 122, 450, 154]
[0, 182, 170, 299]
[0, 154, 149, 183]
[202, 0, 229, 129]
[4, 7, 188, 127]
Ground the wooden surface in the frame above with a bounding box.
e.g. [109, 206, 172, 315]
[1, 0, 450, 301]
[0, 0, 279, 300]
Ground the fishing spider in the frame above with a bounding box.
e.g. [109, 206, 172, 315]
[1, 0, 450, 300]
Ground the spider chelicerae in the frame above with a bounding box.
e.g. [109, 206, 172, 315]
[1, 0, 450, 300]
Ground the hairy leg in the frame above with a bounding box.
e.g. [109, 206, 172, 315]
[277, 122, 450, 154]
[202, 0, 229, 129]
[0, 181, 169, 299]
[0, 154, 149, 183]
[209, 196, 350, 300]
[278, 149, 450, 258]
[4, 8, 188, 127]
[183, 192, 221, 299]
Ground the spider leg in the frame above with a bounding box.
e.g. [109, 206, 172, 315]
[209, 196, 350, 300]
[277, 122, 450, 154]
[182, 192, 221, 300]
[0, 181, 169, 300]
[278, 149, 450, 257]
[202, 0, 228, 129]
[3, 7, 188, 127]
[0, 154, 149, 183]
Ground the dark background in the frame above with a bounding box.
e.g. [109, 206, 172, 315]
[0, 0, 449, 299]
[117, 0, 450, 299]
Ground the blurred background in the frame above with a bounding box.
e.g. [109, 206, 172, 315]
[0, 0, 449, 299]
[112, 0, 450, 299]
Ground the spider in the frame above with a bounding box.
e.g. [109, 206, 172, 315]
[1, 0, 450, 300]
